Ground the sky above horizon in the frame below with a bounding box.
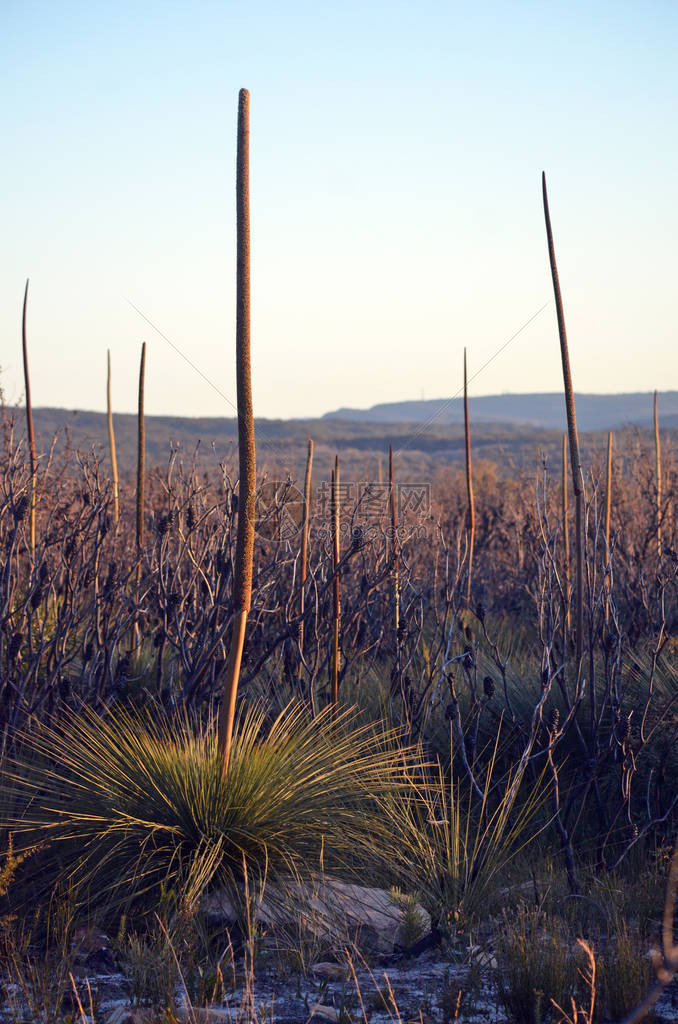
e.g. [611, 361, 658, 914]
[2, 1, 677, 420]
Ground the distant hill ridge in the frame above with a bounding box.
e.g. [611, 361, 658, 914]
[5, 393, 677, 482]
[323, 392, 678, 432]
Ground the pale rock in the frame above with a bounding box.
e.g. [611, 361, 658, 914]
[205, 876, 430, 954]
[311, 962, 349, 980]
[308, 1003, 340, 1021]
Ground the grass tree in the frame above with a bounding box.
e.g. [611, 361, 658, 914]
[4, 88, 429, 937]
[10, 702, 419, 922]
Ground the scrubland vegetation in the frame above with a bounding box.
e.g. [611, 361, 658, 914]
[1, 389, 677, 1022]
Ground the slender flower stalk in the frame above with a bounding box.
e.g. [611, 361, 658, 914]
[464, 348, 475, 604]
[562, 433, 570, 636]
[107, 350, 120, 524]
[298, 436, 313, 680]
[21, 279, 37, 559]
[129, 341, 146, 651]
[136, 342, 146, 554]
[604, 431, 613, 626]
[218, 89, 256, 768]
[331, 455, 341, 708]
[543, 173, 585, 664]
[654, 390, 662, 559]
[389, 444, 399, 637]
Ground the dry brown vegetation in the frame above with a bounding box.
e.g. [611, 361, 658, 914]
[1, 400, 677, 1021]
[1, 400, 676, 856]
[1, 97, 677, 1022]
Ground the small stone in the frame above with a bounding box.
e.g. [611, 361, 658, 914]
[175, 1008, 232, 1022]
[311, 962, 348, 980]
[469, 944, 497, 970]
[308, 1004, 340, 1022]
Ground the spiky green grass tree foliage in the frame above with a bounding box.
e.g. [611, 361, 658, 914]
[8, 702, 418, 922]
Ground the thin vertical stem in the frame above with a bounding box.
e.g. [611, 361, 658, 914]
[21, 279, 37, 559]
[136, 342, 146, 554]
[543, 172, 585, 665]
[604, 431, 612, 626]
[331, 455, 340, 708]
[464, 348, 475, 605]
[562, 433, 570, 635]
[654, 390, 662, 559]
[129, 341, 147, 653]
[129, 341, 146, 654]
[218, 88, 256, 769]
[389, 444, 399, 636]
[107, 350, 120, 524]
[298, 436, 313, 680]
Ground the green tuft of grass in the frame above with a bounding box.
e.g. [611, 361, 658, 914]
[6, 700, 419, 924]
[595, 918, 656, 1023]
[383, 724, 549, 932]
[494, 906, 577, 1024]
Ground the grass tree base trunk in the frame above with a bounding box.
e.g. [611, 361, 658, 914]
[218, 609, 249, 766]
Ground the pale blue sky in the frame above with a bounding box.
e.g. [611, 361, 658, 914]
[2, 1, 676, 419]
